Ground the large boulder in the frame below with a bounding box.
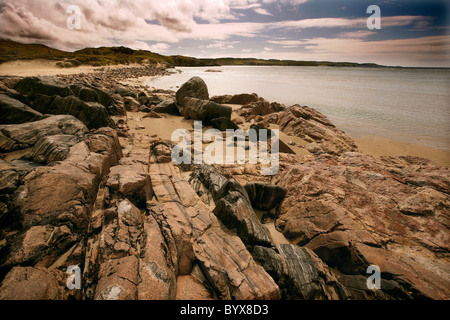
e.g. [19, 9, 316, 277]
[40, 96, 114, 129]
[0, 94, 43, 124]
[14, 77, 72, 97]
[69, 83, 113, 107]
[181, 97, 232, 126]
[0, 115, 88, 152]
[176, 77, 209, 106]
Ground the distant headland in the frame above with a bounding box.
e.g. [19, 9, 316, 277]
[0, 39, 392, 69]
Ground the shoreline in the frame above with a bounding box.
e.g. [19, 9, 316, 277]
[1, 60, 448, 168]
[353, 135, 450, 167]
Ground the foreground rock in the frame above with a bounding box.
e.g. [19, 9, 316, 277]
[82, 153, 281, 300]
[148, 161, 280, 299]
[1, 72, 448, 301]
[0, 127, 122, 300]
[273, 152, 450, 299]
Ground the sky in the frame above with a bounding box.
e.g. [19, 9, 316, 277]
[0, 0, 449, 67]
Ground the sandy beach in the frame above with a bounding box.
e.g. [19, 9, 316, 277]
[1, 60, 449, 168]
[0, 60, 146, 77]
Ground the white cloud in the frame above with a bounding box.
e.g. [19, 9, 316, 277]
[148, 43, 171, 53]
[267, 39, 305, 48]
[240, 35, 450, 67]
[254, 8, 273, 16]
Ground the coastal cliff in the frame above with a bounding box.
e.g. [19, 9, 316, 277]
[0, 69, 448, 300]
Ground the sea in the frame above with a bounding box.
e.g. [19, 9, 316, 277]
[145, 66, 450, 150]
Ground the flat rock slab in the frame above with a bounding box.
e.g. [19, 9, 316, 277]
[148, 162, 281, 300]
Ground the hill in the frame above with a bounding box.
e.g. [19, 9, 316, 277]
[0, 39, 215, 67]
[0, 39, 383, 68]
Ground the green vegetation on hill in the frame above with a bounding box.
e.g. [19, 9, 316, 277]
[0, 39, 383, 68]
[0, 39, 215, 67]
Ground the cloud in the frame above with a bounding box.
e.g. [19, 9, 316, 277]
[252, 35, 450, 67]
[254, 8, 273, 16]
[202, 40, 238, 49]
[0, 0, 254, 50]
[266, 16, 434, 31]
[148, 43, 171, 53]
[0, 0, 446, 67]
[267, 39, 305, 48]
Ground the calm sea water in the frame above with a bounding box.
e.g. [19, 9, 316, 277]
[145, 66, 450, 150]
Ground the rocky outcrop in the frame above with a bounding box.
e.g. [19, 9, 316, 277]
[213, 179, 274, 247]
[0, 127, 122, 301]
[0, 160, 31, 228]
[263, 105, 358, 155]
[176, 76, 209, 107]
[69, 83, 113, 108]
[12, 77, 116, 129]
[15, 77, 72, 98]
[273, 152, 450, 299]
[190, 166, 275, 248]
[0, 94, 43, 124]
[45, 96, 114, 129]
[1, 71, 448, 301]
[148, 162, 280, 300]
[0, 115, 87, 152]
[81, 153, 281, 300]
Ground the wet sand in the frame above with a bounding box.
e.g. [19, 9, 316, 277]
[353, 135, 450, 167]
